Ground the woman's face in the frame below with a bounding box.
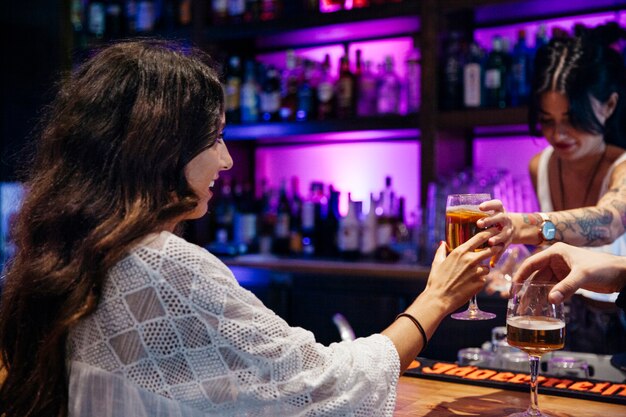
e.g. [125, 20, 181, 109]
[183, 116, 233, 220]
[538, 91, 607, 161]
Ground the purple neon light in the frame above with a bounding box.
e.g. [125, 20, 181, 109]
[256, 141, 421, 216]
[255, 128, 419, 143]
[474, 11, 625, 50]
[255, 16, 419, 49]
[476, 0, 626, 24]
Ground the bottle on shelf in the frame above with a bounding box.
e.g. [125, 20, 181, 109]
[321, 185, 340, 257]
[336, 52, 356, 119]
[88, 0, 107, 38]
[317, 54, 336, 120]
[360, 193, 378, 259]
[241, 60, 260, 123]
[289, 176, 304, 255]
[510, 29, 531, 107]
[225, 55, 243, 124]
[357, 59, 378, 117]
[125, 0, 138, 35]
[212, 0, 229, 24]
[178, 0, 193, 26]
[136, 0, 156, 33]
[228, 0, 246, 23]
[273, 178, 291, 255]
[296, 59, 317, 121]
[105, 1, 124, 39]
[260, 0, 281, 21]
[484, 35, 508, 109]
[442, 31, 464, 110]
[337, 192, 361, 260]
[405, 47, 420, 113]
[257, 178, 276, 255]
[377, 55, 401, 115]
[233, 181, 258, 254]
[280, 50, 299, 121]
[463, 41, 483, 108]
[260, 65, 281, 122]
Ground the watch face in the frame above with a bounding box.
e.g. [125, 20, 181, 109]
[542, 221, 556, 241]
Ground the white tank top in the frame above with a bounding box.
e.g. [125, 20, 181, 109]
[535, 146, 626, 301]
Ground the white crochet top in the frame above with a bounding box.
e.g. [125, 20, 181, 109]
[67, 231, 400, 416]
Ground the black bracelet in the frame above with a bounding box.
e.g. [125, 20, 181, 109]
[395, 313, 428, 355]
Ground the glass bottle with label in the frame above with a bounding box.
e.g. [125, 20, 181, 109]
[484, 36, 508, 109]
[225, 55, 243, 124]
[377, 56, 401, 115]
[241, 60, 260, 123]
[336, 54, 356, 119]
[463, 42, 483, 108]
[260, 65, 281, 122]
[317, 54, 336, 120]
[338, 193, 361, 260]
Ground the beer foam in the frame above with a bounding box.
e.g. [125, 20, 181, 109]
[507, 316, 565, 331]
[446, 205, 482, 212]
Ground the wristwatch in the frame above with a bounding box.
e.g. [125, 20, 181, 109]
[538, 212, 556, 243]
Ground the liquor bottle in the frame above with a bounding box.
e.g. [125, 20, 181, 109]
[260, 0, 281, 21]
[233, 181, 258, 254]
[510, 29, 531, 107]
[178, 0, 192, 26]
[301, 181, 325, 257]
[228, 0, 246, 23]
[289, 176, 303, 255]
[360, 193, 378, 258]
[377, 56, 401, 115]
[225, 55, 243, 124]
[484, 36, 507, 109]
[296, 59, 316, 121]
[442, 31, 464, 110]
[273, 179, 291, 255]
[105, 1, 124, 38]
[240, 60, 260, 123]
[213, 177, 235, 244]
[375, 177, 400, 262]
[257, 179, 276, 254]
[463, 42, 483, 108]
[125, 0, 138, 34]
[136, 0, 156, 33]
[88, 1, 106, 38]
[321, 185, 340, 257]
[212, 0, 229, 24]
[244, 0, 260, 22]
[357, 60, 378, 117]
[260, 65, 281, 122]
[71, 0, 87, 51]
[336, 54, 356, 119]
[317, 54, 335, 120]
[280, 50, 298, 121]
[406, 47, 420, 113]
[337, 193, 361, 260]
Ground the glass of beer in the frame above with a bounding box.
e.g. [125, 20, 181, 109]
[446, 193, 496, 320]
[506, 282, 565, 417]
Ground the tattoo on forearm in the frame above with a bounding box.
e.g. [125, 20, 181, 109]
[522, 214, 530, 224]
[555, 208, 614, 245]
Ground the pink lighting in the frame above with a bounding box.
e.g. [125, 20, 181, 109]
[255, 16, 419, 49]
[256, 141, 420, 216]
[256, 128, 420, 144]
[474, 11, 625, 50]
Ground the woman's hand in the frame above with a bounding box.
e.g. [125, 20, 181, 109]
[476, 199, 513, 265]
[424, 228, 501, 316]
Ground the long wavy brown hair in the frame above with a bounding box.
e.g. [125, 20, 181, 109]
[0, 40, 224, 417]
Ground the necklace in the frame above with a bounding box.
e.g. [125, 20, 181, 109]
[557, 146, 607, 210]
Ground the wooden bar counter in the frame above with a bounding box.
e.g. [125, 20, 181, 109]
[395, 375, 625, 416]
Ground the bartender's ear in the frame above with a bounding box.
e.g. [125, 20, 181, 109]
[603, 92, 619, 120]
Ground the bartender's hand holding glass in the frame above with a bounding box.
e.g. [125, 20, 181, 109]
[445, 194, 509, 320]
[506, 280, 565, 417]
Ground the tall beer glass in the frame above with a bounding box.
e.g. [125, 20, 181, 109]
[446, 193, 496, 320]
[506, 282, 565, 417]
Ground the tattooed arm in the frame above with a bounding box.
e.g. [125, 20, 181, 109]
[504, 161, 626, 246]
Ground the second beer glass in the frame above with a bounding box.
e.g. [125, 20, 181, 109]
[446, 193, 496, 320]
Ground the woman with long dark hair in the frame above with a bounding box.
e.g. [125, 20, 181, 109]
[0, 40, 507, 416]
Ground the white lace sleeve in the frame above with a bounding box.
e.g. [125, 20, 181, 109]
[68, 232, 400, 416]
